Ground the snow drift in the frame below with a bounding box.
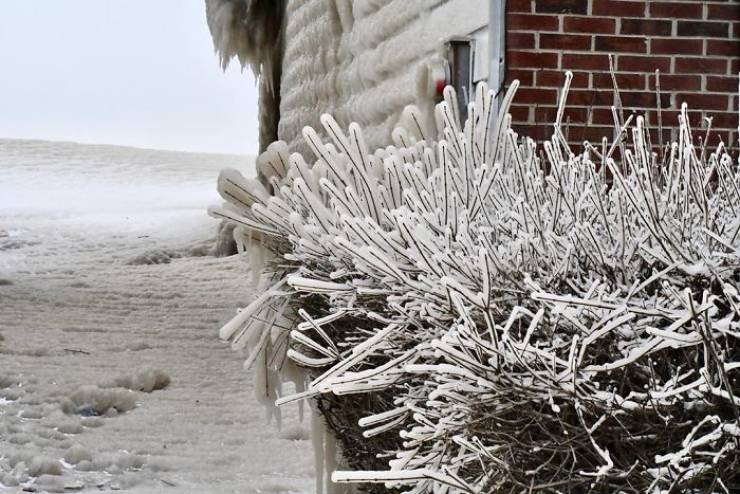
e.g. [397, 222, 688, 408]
[211, 74, 740, 493]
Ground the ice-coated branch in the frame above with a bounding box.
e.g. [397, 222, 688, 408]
[212, 73, 740, 493]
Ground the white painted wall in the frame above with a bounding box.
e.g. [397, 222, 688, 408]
[278, 0, 489, 156]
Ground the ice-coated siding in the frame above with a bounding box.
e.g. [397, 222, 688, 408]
[278, 1, 343, 157]
[278, 0, 488, 156]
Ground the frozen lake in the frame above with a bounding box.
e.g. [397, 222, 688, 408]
[0, 139, 313, 493]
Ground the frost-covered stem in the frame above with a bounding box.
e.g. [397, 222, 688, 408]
[211, 76, 740, 493]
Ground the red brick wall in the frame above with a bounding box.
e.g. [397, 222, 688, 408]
[506, 0, 740, 150]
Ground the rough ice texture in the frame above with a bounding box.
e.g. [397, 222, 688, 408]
[278, 0, 487, 157]
[106, 368, 171, 393]
[63, 444, 93, 465]
[0, 139, 313, 493]
[26, 457, 63, 477]
[204, 0, 282, 78]
[60, 385, 138, 416]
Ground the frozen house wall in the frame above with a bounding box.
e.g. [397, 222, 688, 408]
[278, 0, 489, 156]
[207, 1, 738, 157]
[277, 0, 739, 154]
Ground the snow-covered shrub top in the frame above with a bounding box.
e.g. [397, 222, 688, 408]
[211, 74, 740, 493]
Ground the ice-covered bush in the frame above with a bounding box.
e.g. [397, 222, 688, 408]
[211, 73, 739, 493]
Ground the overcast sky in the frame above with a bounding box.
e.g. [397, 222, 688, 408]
[0, 1, 259, 155]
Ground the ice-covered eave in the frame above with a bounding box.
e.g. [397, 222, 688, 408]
[204, 0, 283, 83]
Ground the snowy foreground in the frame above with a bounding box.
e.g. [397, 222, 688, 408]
[0, 140, 313, 493]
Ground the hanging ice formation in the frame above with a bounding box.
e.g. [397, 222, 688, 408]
[210, 74, 740, 493]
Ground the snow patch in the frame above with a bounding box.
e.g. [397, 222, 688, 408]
[0, 374, 20, 389]
[0, 238, 39, 251]
[1, 473, 20, 487]
[109, 471, 143, 490]
[279, 424, 310, 441]
[56, 420, 84, 435]
[105, 368, 171, 393]
[27, 456, 63, 476]
[126, 340, 152, 351]
[60, 385, 137, 416]
[0, 140, 312, 492]
[126, 249, 183, 265]
[32, 474, 66, 493]
[126, 244, 213, 265]
[63, 444, 92, 465]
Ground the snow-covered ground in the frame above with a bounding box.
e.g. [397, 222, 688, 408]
[0, 139, 314, 493]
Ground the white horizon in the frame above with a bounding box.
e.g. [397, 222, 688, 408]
[0, 0, 259, 155]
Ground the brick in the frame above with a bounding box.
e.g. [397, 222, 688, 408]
[595, 35, 648, 53]
[650, 38, 703, 55]
[511, 123, 550, 142]
[677, 21, 730, 38]
[563, 16, 616, 34]
[510, 123, 533, 135]
[592, 0, 646, 17]
[675, 57, 728, 74]
[645, 129, 675, 147]
[591, 108, 619, 125]
[511, 122, 536, 136]
[508, 0, 533, 12]
[564, 108, 590, 123]
[706, 75, 739, 92]
[515, 88, 559, 104]
[621, 18, 672, 36]
[622, 91, 671, 107]
[534, 106, 588, 123]
[577, 125, 624, 143]
[508, 104, 531, 121]
[534, 0, 587, 14]
[705, 130, 735, 149]
[709, 112, 740, 129]
[618, 55, 671, 72]
[648, 74, 702, 91]
[507, 68, 535, 86]
[560, 124, 586, 144]
[540, 33, 592, 50]
[648, 110, 703, 127]
[507, 32, 536, 49]
[593, 72, 646, 90]
[537, 70, 590, 87]
[676, 93, 729, 111]
[567, 90, 615, 106]
[706, 39, 740, 57]
[734, 22, 740, 38]
[733, 58, 740, 75]
[562, 53, 611, 70]
[508, 14, 560, 31]
[508, 51, 559, 69]
[533, 106, 558, 123]
[707, 4, 740, 22]
[649, 2, 703, 19]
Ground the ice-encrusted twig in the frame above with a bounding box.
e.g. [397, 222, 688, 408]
[212, 73, 740, 493]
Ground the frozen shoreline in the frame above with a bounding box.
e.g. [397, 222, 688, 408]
[0, 139, 313, 493]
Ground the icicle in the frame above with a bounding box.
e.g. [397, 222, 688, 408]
[311, 405, 326, 494]
[325, 427, 340, 494]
